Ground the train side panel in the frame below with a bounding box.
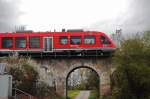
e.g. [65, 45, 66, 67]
[0, 31, 116, 55]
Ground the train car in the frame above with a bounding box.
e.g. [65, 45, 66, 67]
[0, 30, 116, 56]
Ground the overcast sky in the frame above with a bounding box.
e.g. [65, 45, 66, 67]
[0, 0, 150, 34]
[19, 0, 129, 33]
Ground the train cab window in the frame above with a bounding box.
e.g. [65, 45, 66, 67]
[29, 37, 40, 48]
[100, 36, 111, 44]
[60, 36, 68, 45]
[70, 36, 81, 45]
[84, 36, 95, 44]
[2, 37, 13, 48]
[16, 37, 26, 48]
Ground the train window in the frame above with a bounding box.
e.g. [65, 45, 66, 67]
[100, 36, 111, 44]
[60, 36, 68, 45]
[84, 36, 95, 44]
[29, 37, 40, 48]
[16, 37, 26, 48]
[2, 37, 13, 48]
[70, 36, 81, 45]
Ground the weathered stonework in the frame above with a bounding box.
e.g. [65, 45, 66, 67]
[36, 57, 113, 98]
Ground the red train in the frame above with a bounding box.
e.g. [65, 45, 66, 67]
[0, 30, 116, 56]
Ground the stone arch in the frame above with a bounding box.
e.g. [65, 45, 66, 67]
[65, 64, 101, 99]
[65, 62, 102, 77]
[40, 58, 112, 98]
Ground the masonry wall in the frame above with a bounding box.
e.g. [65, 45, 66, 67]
[36, 57, 113, 98]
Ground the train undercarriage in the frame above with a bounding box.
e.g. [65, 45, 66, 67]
[0, 49, 115, 58]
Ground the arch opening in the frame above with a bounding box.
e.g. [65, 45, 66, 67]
[66, 66, 100, 99]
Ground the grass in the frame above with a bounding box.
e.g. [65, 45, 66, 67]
[88, 90, 99, 99]
[68, 90, 80, 99]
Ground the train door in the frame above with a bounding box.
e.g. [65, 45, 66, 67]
[43, 37, 53, 52]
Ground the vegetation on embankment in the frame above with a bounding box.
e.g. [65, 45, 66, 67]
[110, 31, 150, 99]
[68, 90, 80, 99]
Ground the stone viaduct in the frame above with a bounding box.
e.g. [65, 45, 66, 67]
[36, 56, 114, 98]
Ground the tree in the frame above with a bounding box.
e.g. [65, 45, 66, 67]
[111, 32, 150, 99]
